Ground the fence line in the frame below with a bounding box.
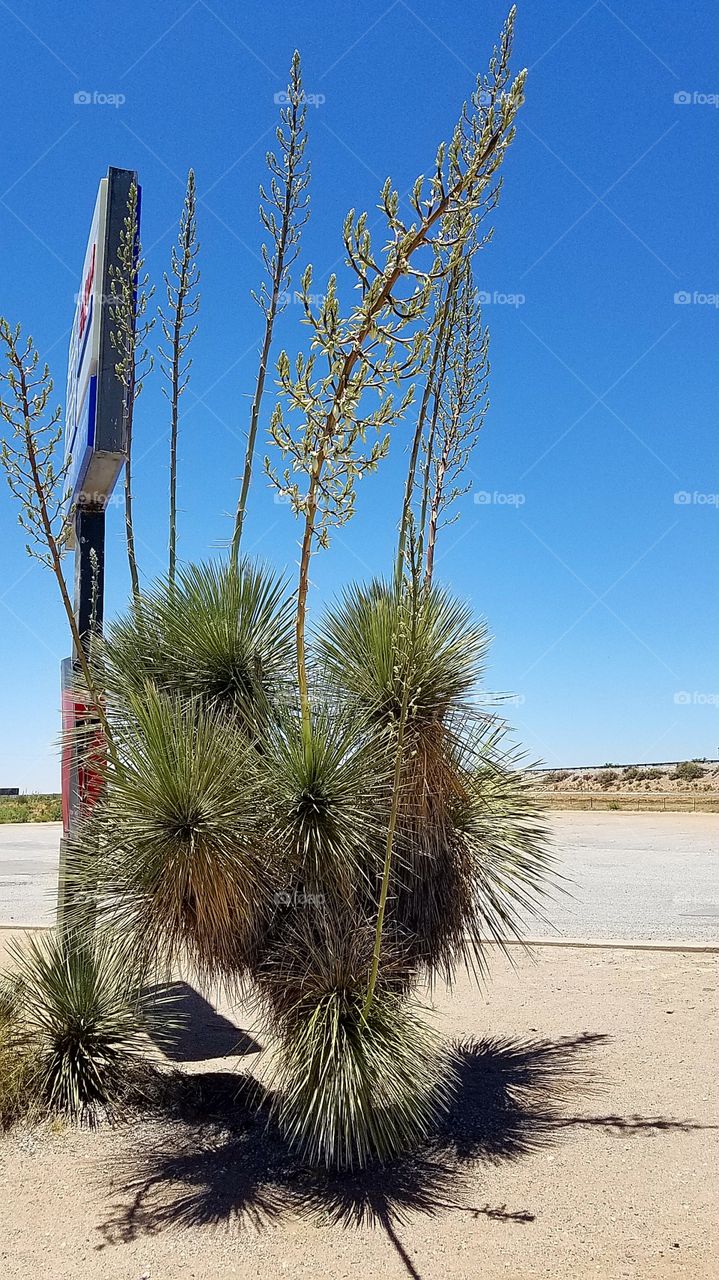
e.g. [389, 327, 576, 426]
[534, 791, 718, 812]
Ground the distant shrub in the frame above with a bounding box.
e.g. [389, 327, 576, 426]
[0, 794, 61, 824]
[672, 760, 704, 783]
[0, 977, 41, 1130]
[623, 767, 640, 781]
[546, 770, 570, 784]
[644, 767, 663, 781]
[597, 769, 618, 788]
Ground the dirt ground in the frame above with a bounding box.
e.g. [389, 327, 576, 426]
[0, 939, 717, 1280]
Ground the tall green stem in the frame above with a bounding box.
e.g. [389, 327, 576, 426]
[363, 579, 418, 1019]
[416, 291, 457, 567]
[231, 52, 307, 565]
[395, 278, 452, 583]
[231, 204, 292, 567]
[362, 680, 410, 1018]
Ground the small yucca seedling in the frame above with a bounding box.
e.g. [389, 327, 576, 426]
[6, 931, 154, 1123]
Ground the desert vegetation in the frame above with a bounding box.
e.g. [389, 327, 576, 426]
[0, 10, 559, 1168]
[533, 760, 718, 795]
[0, 794, 62, 823]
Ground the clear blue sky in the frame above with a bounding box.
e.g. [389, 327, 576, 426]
[1, 0, 717, 790]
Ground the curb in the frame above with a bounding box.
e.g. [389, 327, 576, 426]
[0, 924, 52, 933]
[491, 937, 719, 954]
[0, 925, 717, 953]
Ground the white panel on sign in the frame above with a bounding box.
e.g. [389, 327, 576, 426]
[65, 179, 108, 507]
[63, 167, 136, 546]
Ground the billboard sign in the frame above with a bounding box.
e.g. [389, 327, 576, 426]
[64, 166, 137, 537]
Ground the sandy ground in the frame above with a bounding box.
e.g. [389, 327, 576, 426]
[2, 813, 717, 942]
[0, 937, 717, 1280]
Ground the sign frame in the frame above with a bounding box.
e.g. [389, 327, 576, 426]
[59, 166, 139, 929]
[64, 165, 137, 544]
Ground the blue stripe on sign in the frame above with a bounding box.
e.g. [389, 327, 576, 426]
[67, 373, 98, 504]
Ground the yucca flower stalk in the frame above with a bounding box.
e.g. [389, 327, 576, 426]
[266, 7, 526, 734]
[109, 181, 155, 600]
[160, 168, 200, 587]
[231, 50, 310, 564]
[395, 256, 458, 583]
[423, 258, 489, 586]
[0, 320, 116, 760]
[362, 568, 420, 1019]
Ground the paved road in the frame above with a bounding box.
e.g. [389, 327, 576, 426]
[0, 813, 717, 941]
[0, 823, 62, 927]
[540, 811, 718, 943]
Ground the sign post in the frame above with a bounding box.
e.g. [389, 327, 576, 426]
[58, 165, 139, 930]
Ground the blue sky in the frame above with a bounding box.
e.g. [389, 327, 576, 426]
[1, 0, 717, 790]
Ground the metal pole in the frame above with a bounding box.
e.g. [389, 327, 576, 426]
[57, 506, 106, 932]
[73, 506, 106, 641]
[57, 164, 136, 931]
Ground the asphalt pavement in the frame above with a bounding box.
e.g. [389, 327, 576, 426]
[0, 812, 717, 942]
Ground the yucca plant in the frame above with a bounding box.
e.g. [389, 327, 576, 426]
[68, 685, 272, 984]
[269, 985, 456, 1170]
[260, 700, 389, 900]
[99, 559, 295, 722]
[1, 10, 555, 1167]
[316, 580, 554, 982]
[3, 931, 157, 1123]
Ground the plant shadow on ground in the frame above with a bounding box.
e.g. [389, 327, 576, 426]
[145, 982, 262, 1062]
[97, 1025, 715, 1271]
